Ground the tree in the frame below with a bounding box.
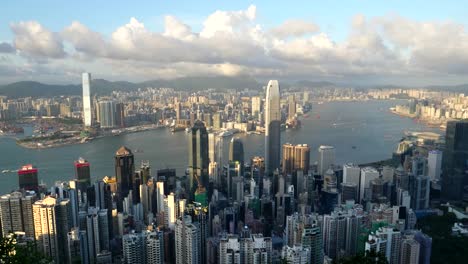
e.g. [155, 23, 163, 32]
[333, 250, 389, 264]
[0, 234, 52, 264]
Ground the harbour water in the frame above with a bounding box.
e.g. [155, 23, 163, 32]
[0, 100, 440, 194]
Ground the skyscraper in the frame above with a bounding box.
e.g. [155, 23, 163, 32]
[318, 146, 335, 176]
[33, 196, 71, 263]
[442, 121, 468, 200]
[82, 72, 93, 127]
[74, 158, 91, 197]
[400, 236, 420, 264]
[175, 215, 201, 264]
[428, 150, 442, 181]
[146, 230, 164, 264]
[288, 94, 296, 120]
[282, 143, 311, 175]
[122, 232, 145, 264]
[229, 137, 244, 173]
[115, 102, 126, 128]
[98, 100, 117, 128]
[18, 164, 39, 192]
[0, 191, 36, 238]
[251, 96, 261, 119]
[360, 167, 379, 202]
[188, 120, 209, 202]
[115, 146, 135, 211]
[265, 80, 281, 174]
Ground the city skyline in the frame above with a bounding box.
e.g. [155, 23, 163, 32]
[0, 1, 468, 86]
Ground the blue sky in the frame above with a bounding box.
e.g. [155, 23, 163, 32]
[1, 0, 468, 85]
[2, 0, 466, 41]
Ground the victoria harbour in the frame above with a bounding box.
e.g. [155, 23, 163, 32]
[0, 100, 437, 194]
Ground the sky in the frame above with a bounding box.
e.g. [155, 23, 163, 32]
[1, 0, 468, 86]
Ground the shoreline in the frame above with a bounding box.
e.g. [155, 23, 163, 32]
[15, 124, 165, 149]
[390, 109, 445, 131]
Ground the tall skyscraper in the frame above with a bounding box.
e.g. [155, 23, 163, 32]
[400, 236, 420, 264]
[18, 164, 38, 192]
[98, 100, 117, 128]
[115, 102, 126, 128]
[442, 121, 468, 201]
[428, 150, 442, 181]
[282, 143, 310, 175]
[360, 167, 380, 202]
[265, 80, 281, 174]
[82, 72, 93, 127]
[219, 232, 272, 264]
[288, 94, 296, 120]
[251, 96, 261, 119]
[74, 157, 91, 197]
[318, 146, 335, 176]
[188, 120, 209, 203]
[229, 137, 244, 173]
[115, 146, 135, 211]
[0, 191, 36, 238]
[175, 215, 201, 264]
[33, 196, 71, 263]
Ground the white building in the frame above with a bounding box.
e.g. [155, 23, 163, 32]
[219, 232, 272, 264]
[82, 72, 93, 127]
[360, 167, 380, 201]
[343, 163, 360, 187]
[281, 245, 310, 264]
[122, 232, 145, 264]
[318, 146, 335, 176]
[146, 230, 164, 264]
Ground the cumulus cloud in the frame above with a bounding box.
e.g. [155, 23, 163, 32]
[270, 19, 319, 38]
[0, 42, 15, 53]
[3, 6, 468, 84]
[10, 21, 65, 58]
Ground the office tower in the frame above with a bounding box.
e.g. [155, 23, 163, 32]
[301, 223, 323, 264]
[86, 207, 100, 263]
[175, 101, 182, 121]
[360, 167, 379, 201]
[164, 193, 176, 229]
[122, 232, 145, 264]
[98, 100, 116, 128]
[229, 137, 244, 168]
[115, 102, 125, 128]
[264, 80, 281, 174]
[115, 146, 135, 211]
[75, 157, 91, 196]
[288, 94, 296, 120]
[251, 96, 261, 119]
[341, 183, 358, 203]
[284, 213, 323, 264]
[412, 156, 427, 177]
[400, 236, 420, 264]
[410, 175, 430, 210]
[0, 191, 36, 238]
[67, 228, 81, 264]
[219, 232, 272, 264]
[318, 146, 335, 176]
[18, 164, 39, 192]
[146, 230, 164, 264]
[82, 72, 93, 127]
[428, 150, 442, 181]
[382, 166, 394, 183]
[345, 215, 359, 256]
[33, 197, 71, 263]
[208, 133, 216, 163]
[175, 215, 201, 264]
[442, 121, 468, 200]
[213, 111, 222, 129]
[282, 143, 311, 175]
[281, 245, 310, 264]
[188, 120, 209, 203]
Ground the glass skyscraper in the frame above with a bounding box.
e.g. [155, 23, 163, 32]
[265, 80, 281, 175]
[82, 72, 93, 127]
[188, 120, 209, 202]
[442, 121, 468, 201]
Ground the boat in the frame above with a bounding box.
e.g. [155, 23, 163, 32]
[2, 170, 9, 173]
[352, 146, 357, 149]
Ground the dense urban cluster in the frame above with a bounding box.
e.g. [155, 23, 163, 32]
[1, 74, 468, 264]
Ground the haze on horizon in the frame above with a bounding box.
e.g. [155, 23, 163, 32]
[0, 0, 468, 86]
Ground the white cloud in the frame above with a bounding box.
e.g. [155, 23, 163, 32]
[3, 7, 468, 85]
[10, 21, 65, 58]
[270, 19, 319, 38]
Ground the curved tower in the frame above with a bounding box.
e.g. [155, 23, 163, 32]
[265, 80, 281, 174]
